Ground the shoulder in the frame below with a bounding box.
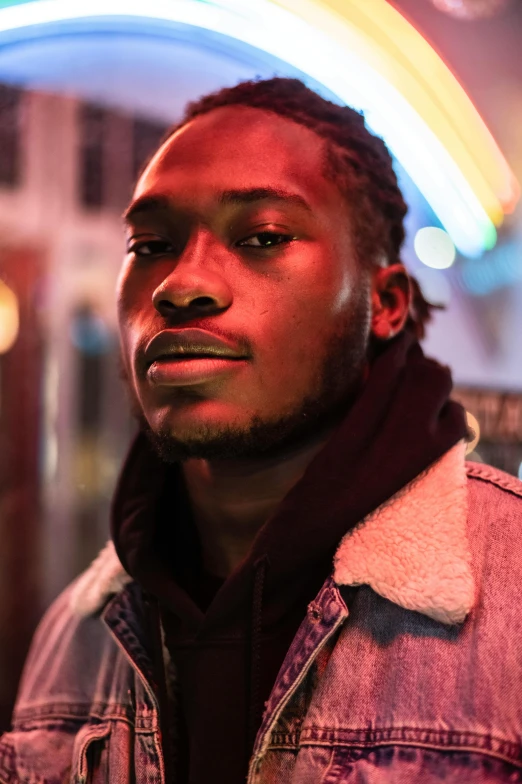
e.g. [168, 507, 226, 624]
[465, 460, 522, 532]
[68, 540, 132, 617]
[464, 462, 522, 599]
[14, 543, 132, 722]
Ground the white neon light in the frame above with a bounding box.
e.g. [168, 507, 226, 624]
[414, 227, 456, 270]
[0, 0, 497, 256]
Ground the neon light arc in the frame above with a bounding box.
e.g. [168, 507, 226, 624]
[0, 0, 517, 257]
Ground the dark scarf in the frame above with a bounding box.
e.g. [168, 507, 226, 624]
[111, 331, 468, 784]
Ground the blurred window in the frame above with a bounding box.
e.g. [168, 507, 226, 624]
[79, 103, 108, 208]
[0, 84, 22, 187]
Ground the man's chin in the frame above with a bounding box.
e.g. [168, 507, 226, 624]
[141, 421, 312, 464]
[138, 389, 357, 464]
[142, 421, 266, 463]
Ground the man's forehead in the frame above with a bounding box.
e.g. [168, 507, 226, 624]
[133, 106, 336, 212]
[150, 108, 326, 178]
[162, 104, 323, 155]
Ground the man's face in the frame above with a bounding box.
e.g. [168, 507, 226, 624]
[117, 106, 372, 460]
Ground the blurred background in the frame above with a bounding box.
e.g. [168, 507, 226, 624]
[0, 0, 521, 730]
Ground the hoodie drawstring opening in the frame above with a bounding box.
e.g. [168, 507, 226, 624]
[248, 554, 269, 756]
[147, 594, 175, 784]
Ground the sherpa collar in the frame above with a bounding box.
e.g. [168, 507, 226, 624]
[70, 441, 474, 625]
[334, 439, 474, 624]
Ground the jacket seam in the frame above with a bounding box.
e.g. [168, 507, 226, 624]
[14, 702, 130, 718]
[12, 707, 154, 731]
[268, 739, 522, 770]
[268, 725, 522, 763]
[466, 463, 522, 499]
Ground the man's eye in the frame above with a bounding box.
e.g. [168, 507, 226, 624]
[237, 232, 294, 249]
[128, 240, 174, 257]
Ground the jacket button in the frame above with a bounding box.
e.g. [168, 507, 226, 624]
[307, 602, 323, 623]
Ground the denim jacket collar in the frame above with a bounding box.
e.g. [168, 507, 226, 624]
[334, 439, 474, 624]
[70, 441, 474, 626]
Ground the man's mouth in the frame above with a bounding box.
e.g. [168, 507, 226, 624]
[144, 328, 249, 387]
[153, 351, 245, 362]
[144, 328, 248, 365]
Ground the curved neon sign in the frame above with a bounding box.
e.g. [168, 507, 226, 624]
[0, 0, 517, 257]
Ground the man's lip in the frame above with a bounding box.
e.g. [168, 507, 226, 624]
[144, 328, 248, 366]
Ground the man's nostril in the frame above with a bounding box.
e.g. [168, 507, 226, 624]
[192, 297, 215, 308]
[159, 300, 177, 311]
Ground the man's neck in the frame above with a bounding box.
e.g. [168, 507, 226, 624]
[182, 431, 333, 579]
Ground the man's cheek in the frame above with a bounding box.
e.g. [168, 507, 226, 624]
[257, 351, 318, 405]
[263, 319, 323, 373]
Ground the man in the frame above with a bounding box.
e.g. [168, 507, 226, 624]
[2, 78, 522, 783]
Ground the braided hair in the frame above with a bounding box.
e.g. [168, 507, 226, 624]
[166, 77, 437, 339]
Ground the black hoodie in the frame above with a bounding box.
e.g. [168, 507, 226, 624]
[111, 332, 468, 783]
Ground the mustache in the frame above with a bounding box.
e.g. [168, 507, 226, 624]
[130, 322, 253, 376]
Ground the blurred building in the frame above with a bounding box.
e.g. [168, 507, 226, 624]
[0, 82, 169, 728]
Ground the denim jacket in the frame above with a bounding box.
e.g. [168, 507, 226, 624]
[2, 441, 522, 783]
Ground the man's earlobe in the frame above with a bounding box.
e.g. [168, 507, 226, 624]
[374, 324, 398, 340]
[371, 312, 397, 341]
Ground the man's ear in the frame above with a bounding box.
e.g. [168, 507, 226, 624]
[370, 263, 411, 340]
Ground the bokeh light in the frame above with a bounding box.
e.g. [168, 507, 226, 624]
[431, 0, 513, 20]
[0, 278, 19, 354]
[465, 411, 481, 455]
[69, 305, 111, 356]
[459, 240, 522, 296]
[414, 227, 457, 269]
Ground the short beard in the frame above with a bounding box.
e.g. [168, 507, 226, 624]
[129, 298, 371, 464]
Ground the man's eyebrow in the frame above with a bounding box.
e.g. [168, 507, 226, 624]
[122, 195, 171, 224]
[123, 187, 312, 225]
[218, 187, 312, 212]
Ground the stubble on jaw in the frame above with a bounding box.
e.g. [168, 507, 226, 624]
[118, 284, 372, 464]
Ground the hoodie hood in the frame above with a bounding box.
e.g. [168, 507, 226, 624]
[71, 439, 473, 625]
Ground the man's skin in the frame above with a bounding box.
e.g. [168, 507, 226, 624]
[118, 105, 410, 579]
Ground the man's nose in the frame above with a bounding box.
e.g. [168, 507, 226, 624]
[152, 241, 233, 319]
